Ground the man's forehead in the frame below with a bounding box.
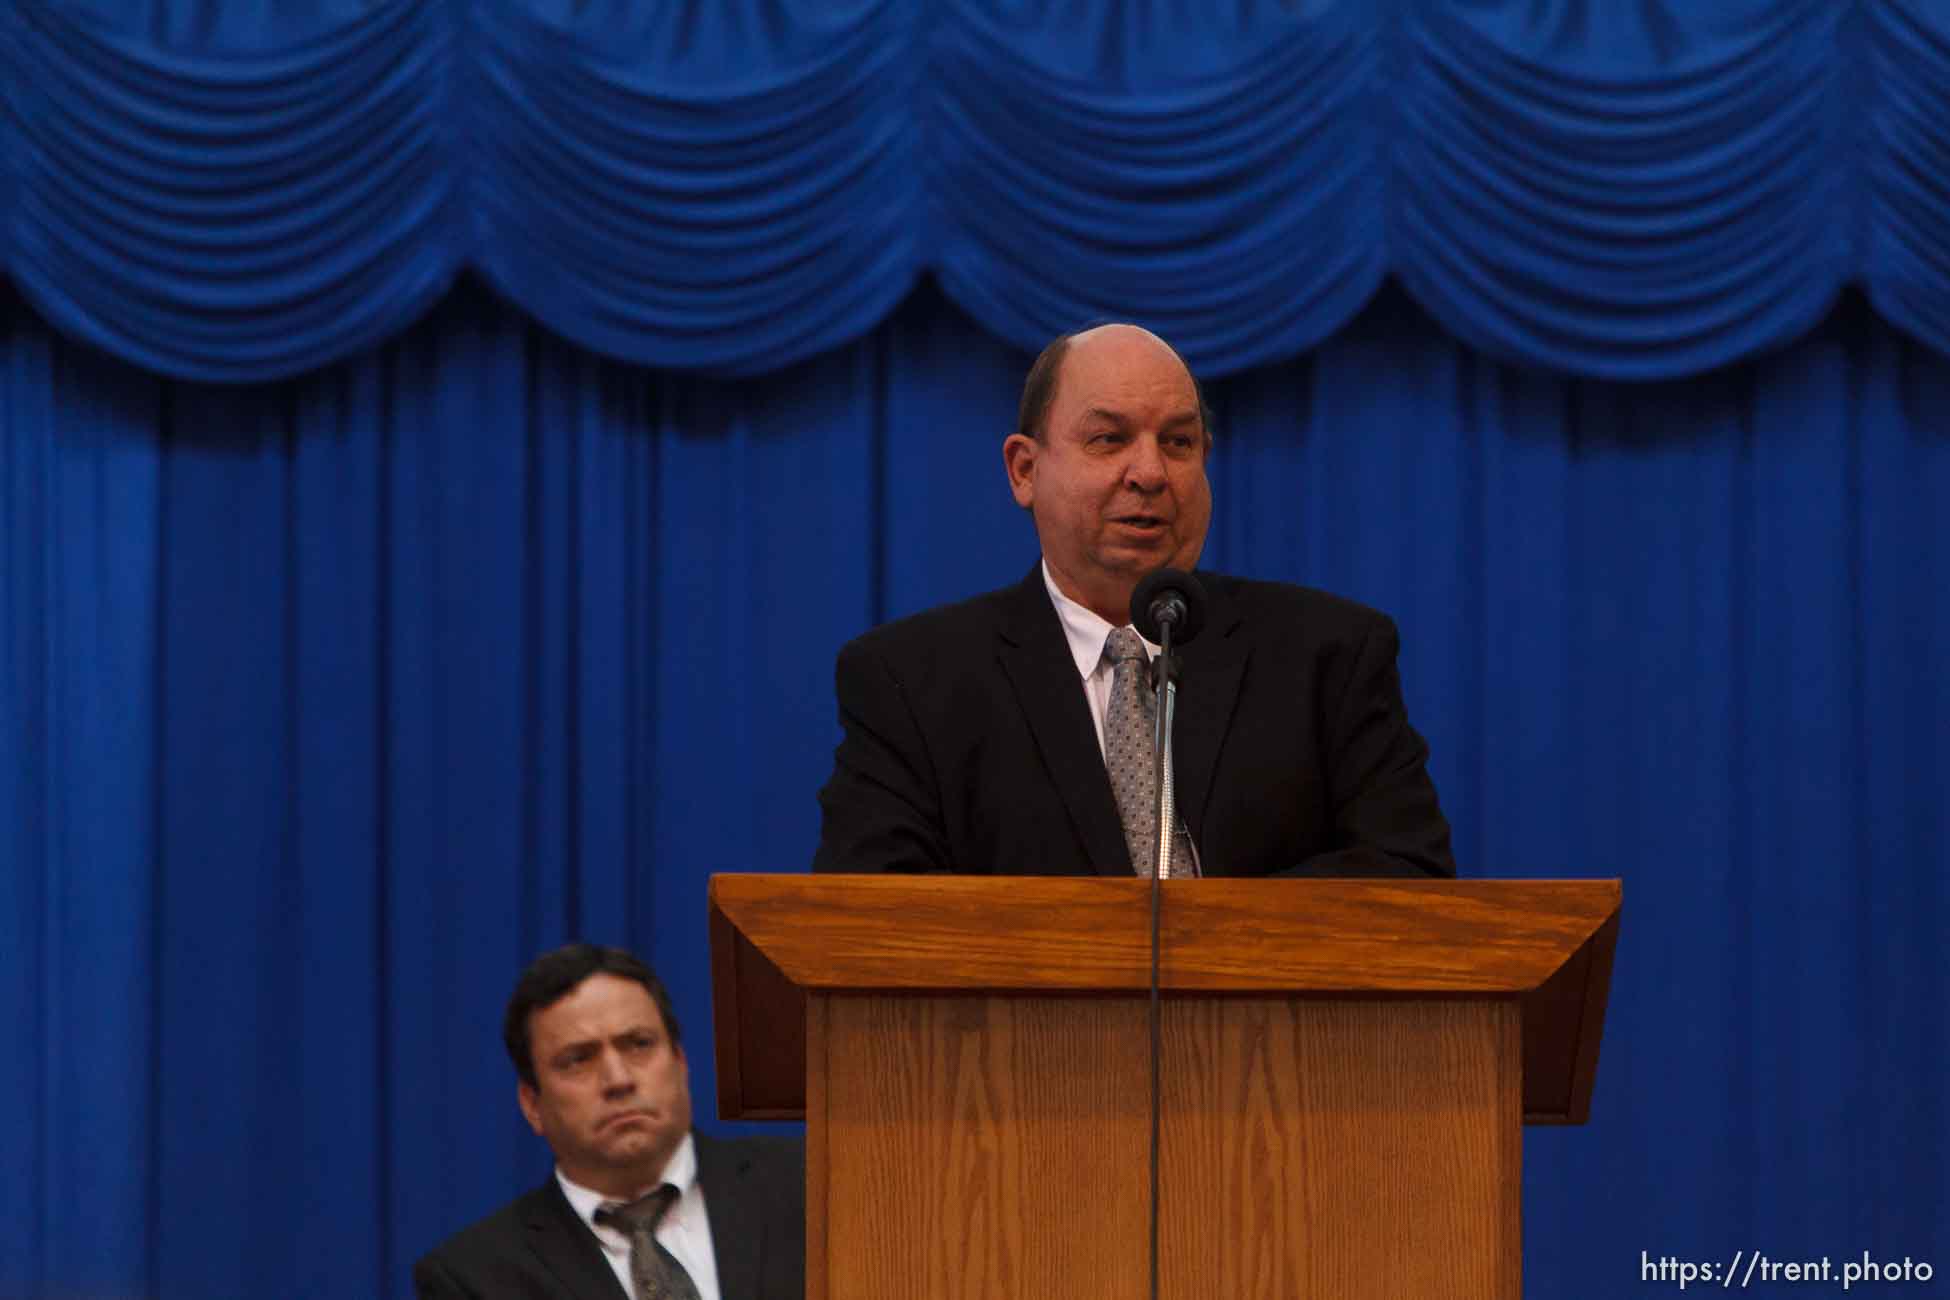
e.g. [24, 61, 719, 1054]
[531, 976, 665, 1043]
[1068, 323, 1181, 365]
[1078, 404, 1203, 428]
[1061, 325, 1194, 392]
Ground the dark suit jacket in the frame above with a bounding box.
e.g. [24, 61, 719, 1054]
[412, 1133, 804, 1300]
[812, 567, 1454, 878]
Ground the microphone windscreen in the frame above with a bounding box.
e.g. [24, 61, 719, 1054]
[1130, 567, 1207, 645]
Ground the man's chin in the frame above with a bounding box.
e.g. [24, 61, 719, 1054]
[591, 1136, 674, 1180]
[1099, 542, 1190, 576]
[598, 1126, 665, 1160]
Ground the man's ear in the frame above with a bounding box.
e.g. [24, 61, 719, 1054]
[517, 1081, 544, 1137]
[1002, 433, 1039, 509]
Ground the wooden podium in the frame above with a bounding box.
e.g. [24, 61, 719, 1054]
[709, 875, 1619, 1300]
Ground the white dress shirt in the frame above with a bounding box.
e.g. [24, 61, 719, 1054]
[1042, 559, 1202, 875]
[556, 1132, 721, 1300]
[1042, 559, 1160, 762]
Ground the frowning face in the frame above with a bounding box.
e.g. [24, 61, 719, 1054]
[516, 973, 692, 1198]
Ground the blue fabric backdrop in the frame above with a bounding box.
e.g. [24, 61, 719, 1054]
[4, 1, 1949, 1298]
[7, 276, 1946, 1298]
[2, 0, 1950, 380]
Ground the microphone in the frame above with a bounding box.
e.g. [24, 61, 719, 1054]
[1128, 568, 1208, 1300]
[1129, 568, 1207, 646]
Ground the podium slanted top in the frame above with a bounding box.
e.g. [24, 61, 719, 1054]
[708, 875, 1619, 1125]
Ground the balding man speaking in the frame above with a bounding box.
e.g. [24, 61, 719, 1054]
[812, 324, 1454, 880]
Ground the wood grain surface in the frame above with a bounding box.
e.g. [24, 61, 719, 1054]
[709, 875, 1618, 1124]
[1158, 998, 1521, 1298]
[822, 996, 1150, 1298]
[809, 994, 1521, 1300]
[711, 875, 1617, 993]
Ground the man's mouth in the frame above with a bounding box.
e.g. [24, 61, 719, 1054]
[602, 1110, 653, 1130]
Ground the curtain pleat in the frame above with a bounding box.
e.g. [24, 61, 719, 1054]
[5, 1, 1948, 1296]
[3, 0, 1950, 380]
[5, 280, 1945, 1297]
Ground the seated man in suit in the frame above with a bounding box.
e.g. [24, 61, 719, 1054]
[812, 323, 1455, 879]
[414, 944, 803, 1300]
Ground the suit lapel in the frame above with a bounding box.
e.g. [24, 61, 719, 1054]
[697, 1133, 763, 1300]
[522, 1179, 631, 1300]
[1166, 576, 1248, 859]
[996, 569, 1133, 874]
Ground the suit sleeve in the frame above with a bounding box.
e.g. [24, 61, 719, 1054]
[412, 1252, 478, 1300]
[811, 637, 952, 873]
[1287, 612, 1455, 879]
[757, 1138, 809, 1300]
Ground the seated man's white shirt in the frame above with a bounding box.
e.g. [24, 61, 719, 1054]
[556, 1132, 720, 1300]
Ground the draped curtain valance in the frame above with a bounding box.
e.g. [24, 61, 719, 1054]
[3, 0, 1946, 382]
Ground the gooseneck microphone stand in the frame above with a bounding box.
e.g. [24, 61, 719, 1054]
[1147, 614, 1178, 1300]
[1130, 566, 1204, 1300]
[1151, 624, 1181, 883]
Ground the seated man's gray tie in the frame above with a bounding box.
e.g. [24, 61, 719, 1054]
[1102, 626, 1192, 877]
[593, 1185, 701, 1300]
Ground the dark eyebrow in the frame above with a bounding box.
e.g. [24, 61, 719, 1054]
[548, 1023, 657, 1061]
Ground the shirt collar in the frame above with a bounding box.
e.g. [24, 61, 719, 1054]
[1042, 559, 1159, 678]
[556, 1130, 698, 1246]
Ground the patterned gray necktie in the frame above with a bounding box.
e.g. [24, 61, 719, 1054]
[1102, 626, 1192, 877]
[593, 1184, 701, 1300]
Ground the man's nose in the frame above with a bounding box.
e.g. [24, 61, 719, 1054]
[1123, 435, 1169, 490]
[597, 1049, 635, 1094]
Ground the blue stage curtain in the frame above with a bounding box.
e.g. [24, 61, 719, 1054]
[3, 0, 1950, 381]
[4, 278, 1945, 1298]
